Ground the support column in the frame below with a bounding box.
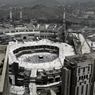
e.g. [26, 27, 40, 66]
[50, 89, 56, 95]
[29, 69, 37, 95]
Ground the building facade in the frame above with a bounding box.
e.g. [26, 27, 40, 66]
[8, 39, 75, 95]
[62, 53, 95, 95]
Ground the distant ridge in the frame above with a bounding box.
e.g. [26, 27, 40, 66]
[20, 4, 64, 19]
[69, 1, 95, 9]
[30, 4, 63, 19]
[31, 4, 48, 9]
[31, 0, 62, 7]
[0, 0, 95, 7]
[0, 0, 94, 8]
[0, 0, 61, 7]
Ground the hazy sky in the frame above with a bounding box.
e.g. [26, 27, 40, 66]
[0, 0, 93, 3]
[0, 0, 94, 5]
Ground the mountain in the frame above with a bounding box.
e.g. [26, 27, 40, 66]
[0, 0, 94, 8]
[0, 0, 95, 5]
[23, 4, 63, 19]
[58, 0, 95, 4]
[67, 1, 95, 9]
[0, 0, 61, 7]
[31, 0, 61, 7]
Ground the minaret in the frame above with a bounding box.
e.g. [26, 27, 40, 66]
[10, 7, 13, 21]
[63, 7, 67, 42]
[20, 7, 23, 20]
[63, 7, 66, 27]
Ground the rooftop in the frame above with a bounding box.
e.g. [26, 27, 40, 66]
[66, 53, 94, 64]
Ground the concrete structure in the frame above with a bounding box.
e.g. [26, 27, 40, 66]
[0, 24, 59, 41]
[8, 39, 75, 95]
[0, 45, 9, 95]
[62, 53, 95, 95]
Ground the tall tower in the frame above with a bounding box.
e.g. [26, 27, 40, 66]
[63, 7, 66, 25]
[20, 7, 23, 20]
[9, 7, 13, 21]
[63, 7, 67, 42]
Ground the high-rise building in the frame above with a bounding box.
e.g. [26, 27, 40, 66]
[62, 53, 95, 95]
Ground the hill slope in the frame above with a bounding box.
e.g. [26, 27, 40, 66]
[0, 0, 61, 7]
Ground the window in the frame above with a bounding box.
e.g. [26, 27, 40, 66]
[83, 67, 85, 72]
[29, 29, 33, 31]
[5, 31, 9, 33]
[23, 36, 27, 40]
[77, 87, 79, 95]
[26, 30, 28, 32]
[19, 29, 24, 32]
[48, 78, 54, 83]
[86, 75, 88, 79]
[16, 30, 18, 32]
[79, 76, 81, 80]
[80, 82, 82, 85]
[81, 85, 84, 94]
[84, 81, 86, 84]
[88, 66, 90, 72]
[15, 35, 21, 38]
[78, 68, 80, 74]
[55, 77, 60, 82]
[86, 84, 88, 95]
[11, 30, 15, 33]
[28, 34, 34, 36]
[81, 76, 84, 80]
